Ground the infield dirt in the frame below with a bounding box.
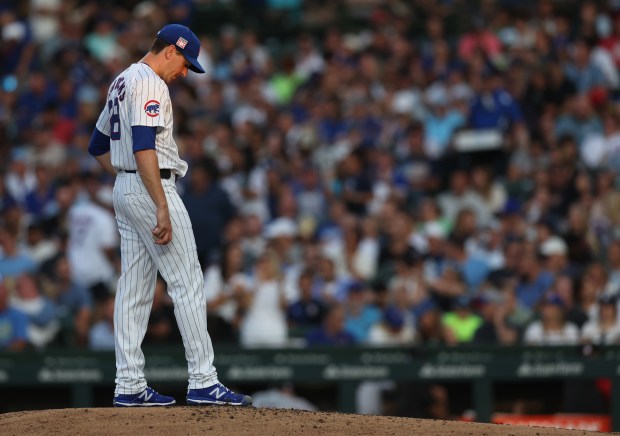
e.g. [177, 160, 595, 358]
[0, 406, 615, 435]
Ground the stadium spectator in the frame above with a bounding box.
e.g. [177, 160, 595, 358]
[457, 17, 502, 62]
[204, 242, 250, 343]
[305, 304, 356, 346]
[377, 212, 417, 282]
[427, 263, 467, 307]
[523, 293, 580, 345]
[397, 123, 441, 206]
[605, 239, 620, 295]
[367, 305, 415, 346]
[515, 253, 554, 310]
[387, 255, 427, 310]
[0, 278, 28, 350]
[564, 204, 596, 269]
[40, 177, 77, 241]
[422, 84, 465, 159]
[581, 294, 620, 345]
[23, 164, 55, 218]
[437, 170, 491, 228]
[23, 221, 58, 266]
[42, 254, 92, 347]
[351, 216, 380, 281]
[441, 295, 483, 345]
[240, 214, 267, 265]
[443, 234, 490, 293]
[342, 281, 382, 342]
[414, 299, 445, 346]
[0, 228, 37, 278]
[263, 217, 299, 272]
[472, 292, 519, 345]
[66, 174, 119, 295]
[287, 269, 326, 334]
[238, 250, 288, 347]
[468, 70, 524, 132]
[470, 166, 507, 216]
[88, 294, 115, 351]
[539, 235, 570, 277]
[316, 255, 346, 305]
[591, 171, 620, 239]
[552, 274, 589, 329]
[9, 273, 59, 348]
[421, 222, 448, 283]
[291, 164, 327, 222]
[182, 158, 236, 268]
[554, 95, 602, 148]
[563, 38, 606, 94]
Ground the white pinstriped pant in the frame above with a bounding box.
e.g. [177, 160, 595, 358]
[112, 172, 219, 394]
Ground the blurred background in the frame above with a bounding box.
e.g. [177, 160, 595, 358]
[1, 0, 620, 430]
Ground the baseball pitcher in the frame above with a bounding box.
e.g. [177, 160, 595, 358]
[88, 23, 252, 407]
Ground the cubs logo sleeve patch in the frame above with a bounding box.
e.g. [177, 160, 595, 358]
[130, 76, 167, 128]
[144, 100, 160, 117]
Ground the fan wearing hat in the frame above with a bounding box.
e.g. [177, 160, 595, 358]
[343, 281, 382, 343]
[581, 295, 620, 345]
[523, 293, 580, 345]
[539, 236, 569, 276]
[367, 306, 415, 346]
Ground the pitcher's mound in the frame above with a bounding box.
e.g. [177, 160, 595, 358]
[0, 406, 611, 435]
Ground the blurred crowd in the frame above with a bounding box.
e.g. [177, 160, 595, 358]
[2, 0, 620, 352]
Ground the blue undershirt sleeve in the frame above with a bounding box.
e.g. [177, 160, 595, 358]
[87, 128, 110, 156]
[132, 126, 156, 153]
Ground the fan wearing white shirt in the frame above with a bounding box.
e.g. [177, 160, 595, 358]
[67, 190, 119, 291]
[581, 295, 620, 345]
[367, 306, 415, 346]
[523, 293, 580, 346]
[238, 250, 288, 347]
[203, 243, 250, 342]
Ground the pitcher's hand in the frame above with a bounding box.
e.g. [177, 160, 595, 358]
[153, 206, 172, 245]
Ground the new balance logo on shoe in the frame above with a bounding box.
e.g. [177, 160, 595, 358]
[186, 384, 252, 406]
[208, 386, 227, 400]
[113, 386, 176, 407]
[138, 390, 154, 402]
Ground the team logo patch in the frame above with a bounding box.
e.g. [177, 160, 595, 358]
[176, 37, 188, 49]
[144, 100, 160, 117]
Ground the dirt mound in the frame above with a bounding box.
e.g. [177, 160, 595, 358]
[0, 407, 611, 435]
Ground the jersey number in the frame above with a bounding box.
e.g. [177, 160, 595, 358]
[107, 76, 125, 141]
[108, 97, 120, 140]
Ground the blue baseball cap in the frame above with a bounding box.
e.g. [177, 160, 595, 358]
[156, 24, 205, 74]
[384, 306, 405, 329]
[543, 293, 565, 308]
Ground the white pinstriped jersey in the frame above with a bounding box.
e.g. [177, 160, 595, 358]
[95, 63, 188, 177]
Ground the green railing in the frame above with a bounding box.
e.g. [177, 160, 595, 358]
[1, 346, 619, 429]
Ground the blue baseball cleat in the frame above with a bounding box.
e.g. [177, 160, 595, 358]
[113, 386, 176, 407]
[186, 383, 253, 406]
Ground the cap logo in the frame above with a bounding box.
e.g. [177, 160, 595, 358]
[176, 37, 188, 49]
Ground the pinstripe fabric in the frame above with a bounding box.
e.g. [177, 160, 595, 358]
[95, 63, 188, 176]
[113, 173, 219, 394]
